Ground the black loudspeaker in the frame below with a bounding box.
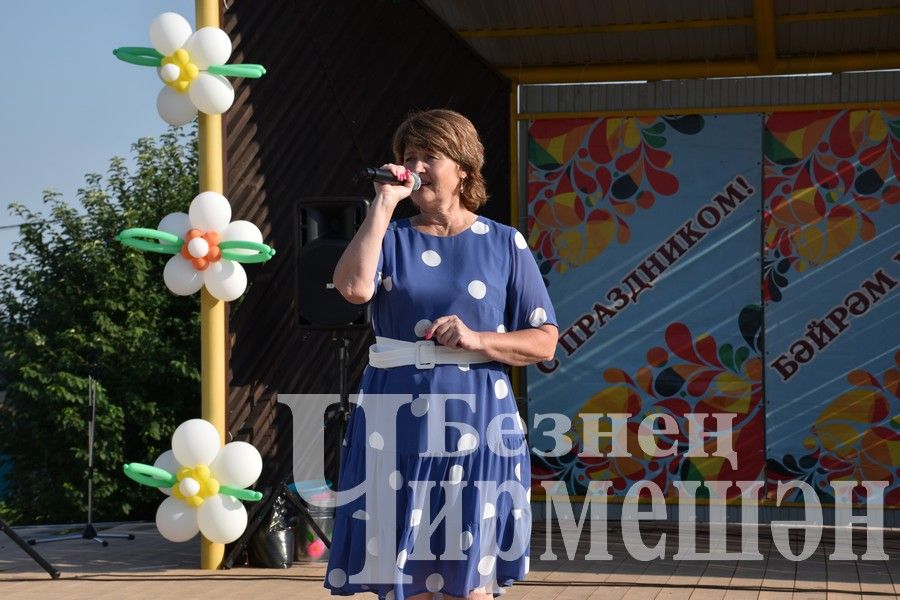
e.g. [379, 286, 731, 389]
[295, 197, 370, 328]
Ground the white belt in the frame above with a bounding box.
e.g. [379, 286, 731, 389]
[369, 336, 493, 369]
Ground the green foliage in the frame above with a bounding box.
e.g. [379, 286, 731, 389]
[0, 128, 201, 523]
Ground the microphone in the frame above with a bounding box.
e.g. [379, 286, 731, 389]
[356, 167, 421, 191]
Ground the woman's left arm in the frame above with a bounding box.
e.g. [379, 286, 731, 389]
[427, 315, 558, 366]
[476, 325, 559, 366]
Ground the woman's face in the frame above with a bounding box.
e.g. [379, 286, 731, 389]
[402, 145, 467, 209]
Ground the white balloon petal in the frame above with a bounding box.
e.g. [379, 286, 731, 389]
[210, 442, 262, 489]
[183, 27, 232, 69]
[157, 86, 197, 126]
[189, 73, 234, 115]
[197, 494, 248, 543]
[188, 191, 231, 232]
[156, 496, 199, 542]
[171, 419, 220, 467]
[157, 212, 191, 238]
[152, 449, 182, 496]
[149, 12, 193, 56]
[163, 255, 203, 296]
[203, 260, 247, 302]
[220, 220, 263, 256]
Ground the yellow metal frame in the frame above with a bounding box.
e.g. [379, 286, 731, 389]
[477, 3, 900, 85]
[517, 101, 900, 122]
[197, 0, 226, 571]
[501, 51, 900, 85]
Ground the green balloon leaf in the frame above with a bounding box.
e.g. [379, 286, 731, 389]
[123, 463, 177, 488]
[208, 64, 267, 78]
[113, 47, 164, 67]
[219, 240, 276, 263]
[220, 485, 264, 502]
[118, 228, 182, 254]
[123, 462, 262, 502]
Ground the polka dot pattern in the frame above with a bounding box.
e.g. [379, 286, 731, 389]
[426, 573, 444, 592]
[414, 319, 432, 337]
[396, 550, 408, 569]
[494, 379, 509, 399]
[382, 276, 393, 291]
[421, 250, 441, 267]
[514, 463, 521, 481]
[482, 502, 495, 519]
[471, 221, 490, 234]
[458, 364, 470, 372]
[352, 509, 369, 520]
[467, 280, 487, 299]
[367, 537, 379, 555]
[457, 433, 478, 452]
[410, 396, 429, 417]
[478, 555, 496, 576]
[368, 432, 384, 449]
[388, 470, 403, 490]
[448, 464, 464, 484]
[410, 508, 422, 527]
[461, 530, 474, 550]
[497, 324, 506, 333]
[328, 568, 347, 587]
[514, 231, 528, 249]
[529, 307, 548, 327]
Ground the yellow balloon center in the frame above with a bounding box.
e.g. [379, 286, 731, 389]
[161, 48, 199, 93]
[172, 464, 220, 507]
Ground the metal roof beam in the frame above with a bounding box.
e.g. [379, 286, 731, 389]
[754, 0, 777, 74]
[500, 52, 900, 85]
[458, 17, 753, 38]
[458, 7, 900, 39]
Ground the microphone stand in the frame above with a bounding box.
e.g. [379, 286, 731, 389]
[28, 363, 135, 547]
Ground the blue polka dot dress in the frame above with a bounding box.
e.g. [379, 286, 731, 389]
[324, 215, 557, 599]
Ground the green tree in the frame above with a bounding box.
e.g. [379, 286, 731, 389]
[0, 128, 201, 522]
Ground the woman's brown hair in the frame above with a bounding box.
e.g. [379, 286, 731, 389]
[392, 109, 488, 211]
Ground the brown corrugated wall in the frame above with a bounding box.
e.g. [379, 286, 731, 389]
[221, 0, 511, 489]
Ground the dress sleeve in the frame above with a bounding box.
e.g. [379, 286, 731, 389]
[505, 228, 558, 331]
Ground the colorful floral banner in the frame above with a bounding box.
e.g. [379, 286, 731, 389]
[763, 110, 900, 506]
[526, 110, 899, 506]
[526, 114, 765, 501]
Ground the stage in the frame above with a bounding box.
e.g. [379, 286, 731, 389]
[2, 520, 898, 599]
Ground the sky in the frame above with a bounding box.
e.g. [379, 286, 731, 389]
[0, 1, 194, 265]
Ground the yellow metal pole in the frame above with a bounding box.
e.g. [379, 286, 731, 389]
[197, 0, 226, 571]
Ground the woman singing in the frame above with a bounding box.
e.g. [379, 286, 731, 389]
[327, 109, 558, 600]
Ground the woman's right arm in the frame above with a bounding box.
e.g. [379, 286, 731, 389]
[332, 165, 412, 304]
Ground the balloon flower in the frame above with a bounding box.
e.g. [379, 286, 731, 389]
[117, 191, 275, 301]
[113, 12, 266, 125]
[124, 419, 264, 544]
